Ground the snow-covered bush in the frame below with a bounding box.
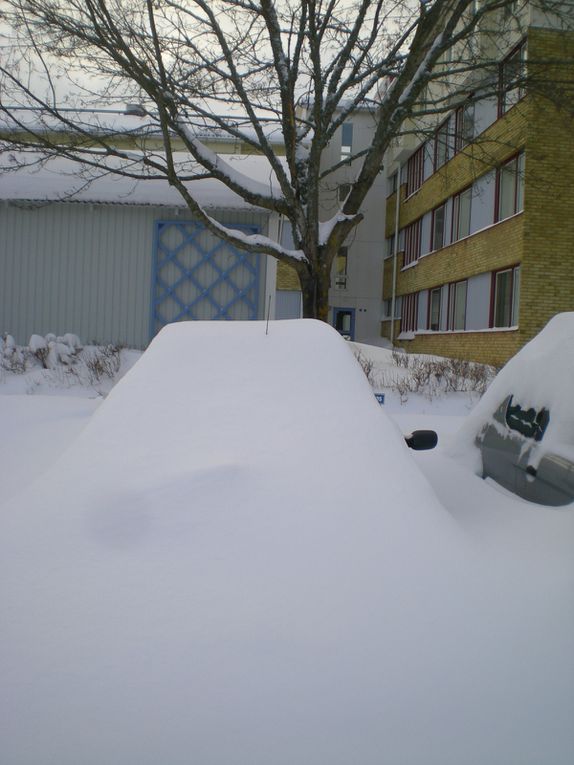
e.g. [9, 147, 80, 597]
[0, 333, 131, 395]
[1, 333, 26, 373]
[353, 343, 496, 404]
[29, 334, 49, 368]
[388, 354, 496, 403]
[83, 345, 121, 384]
[28, 333, 83, 369]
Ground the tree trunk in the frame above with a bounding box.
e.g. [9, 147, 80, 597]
[297, 260, 332, 322]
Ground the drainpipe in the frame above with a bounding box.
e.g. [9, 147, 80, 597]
[390, 174, 401, 346]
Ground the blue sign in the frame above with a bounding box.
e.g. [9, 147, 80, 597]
[374, 393, 385, 405]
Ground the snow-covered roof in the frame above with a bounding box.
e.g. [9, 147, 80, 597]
[0, 151, 282, 211]
[0, 107, 287, 147]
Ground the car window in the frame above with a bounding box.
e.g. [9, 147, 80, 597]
[505, 396, 550, 442]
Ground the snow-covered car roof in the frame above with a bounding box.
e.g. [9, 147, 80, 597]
[1, 320, 573, 764]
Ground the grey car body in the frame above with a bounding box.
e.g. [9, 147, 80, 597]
[477, 394, 574, 506]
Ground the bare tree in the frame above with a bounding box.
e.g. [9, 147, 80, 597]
[0, 0, 572, 320]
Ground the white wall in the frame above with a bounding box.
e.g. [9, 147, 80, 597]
[322, 110, 386, 342]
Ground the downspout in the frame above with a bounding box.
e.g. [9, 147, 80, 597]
[390, 175, 401, 346]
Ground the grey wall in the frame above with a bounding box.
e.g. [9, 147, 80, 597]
[0, 201, 269, 347]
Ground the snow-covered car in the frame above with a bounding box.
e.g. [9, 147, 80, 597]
[478, 393, 574, 505]
[456, 312, 574, 506]
[2, 319, 573, 765]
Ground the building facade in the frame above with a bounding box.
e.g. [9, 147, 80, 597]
[275, 107, 386, 343]
[381, 5, 574, 366]
[0, 156, 278, 348]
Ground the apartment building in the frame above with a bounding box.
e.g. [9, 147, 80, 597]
[382, 3, 574, 366]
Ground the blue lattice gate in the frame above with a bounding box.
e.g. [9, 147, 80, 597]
[151, 220, 261, 337]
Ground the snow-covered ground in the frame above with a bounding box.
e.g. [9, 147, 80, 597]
[1, 319, 573, 765]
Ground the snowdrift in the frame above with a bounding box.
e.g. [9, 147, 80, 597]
[1, 320, 573, 765]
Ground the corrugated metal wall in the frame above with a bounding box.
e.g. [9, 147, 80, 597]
[0, 201, 269, 348]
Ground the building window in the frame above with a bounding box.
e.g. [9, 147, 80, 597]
[448, 280, 467, 330]
[341, 122, 353, 161]
[454, 101, 474, 152]
[452, 187, 472, 241]
[402, 292, 419, 333]
[491, 266, 520, 327]
[497, 152, 525, 221]
[406, 144, 425, 196]
[334, 246, 348, 289]
[403, 218, 422, 266]
[385, 234, 395, 259]
[500, 40, 527, 115]
[428, 287, 442, 331]
[434, 118, 451, 170]
[431, 203, 447, 250]
[383, 296, 402, 319]
[388, 171, 398, 196]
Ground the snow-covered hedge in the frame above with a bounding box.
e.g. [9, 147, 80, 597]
[0, 332, 128, 394]
[1, 332, 84, 372]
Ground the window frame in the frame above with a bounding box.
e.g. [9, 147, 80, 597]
[454, 100, 475, 153]
[495, 152, 525, 222]
[403, 218, 422, 266]
[434, 117, 451, 171]
[499, 39, 527, 116]
[451, 186, 472, 242]
[490, 265, 521, 328]
[431, 202, 447, 251]
[405, 144, 425, 197]
[447, 279, 468, 331]
[427, 287, 442, 331]
[401, 292, 419, 333]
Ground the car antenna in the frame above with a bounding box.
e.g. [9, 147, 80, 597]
[265, 295, 272, 335]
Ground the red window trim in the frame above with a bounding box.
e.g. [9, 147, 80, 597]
[498, 38, 527, 118]
[434, 116, 452, 172]
[430, 202, 447, 251]
[403, 218, 422, 266]
[406, 144, 425, 197]
[451, 185, 472, 242]
[402, 292, 419, 333]
[494, 151, 523, 223]
[427, 287, 442, 331]
[489, 264, 520, 328]
[447, 279, 468, 331]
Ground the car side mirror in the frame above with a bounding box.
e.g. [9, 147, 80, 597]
[405, 430, 438, 451]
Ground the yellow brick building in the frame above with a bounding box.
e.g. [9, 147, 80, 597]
[382, 24, 574, 367]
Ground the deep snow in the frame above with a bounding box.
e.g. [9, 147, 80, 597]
[1, 320, 573, 765]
